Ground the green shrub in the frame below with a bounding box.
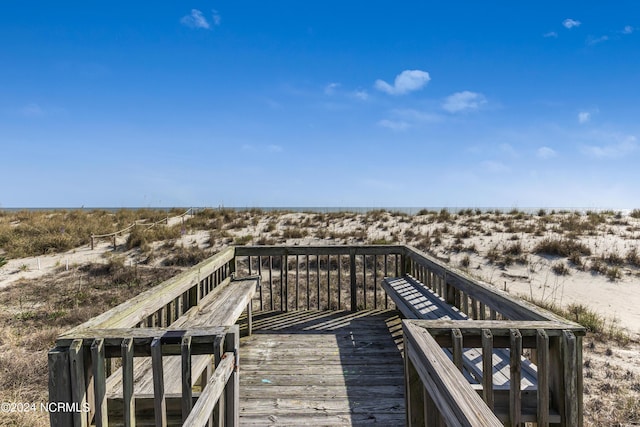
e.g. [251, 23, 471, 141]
[533, 238, 591, 257]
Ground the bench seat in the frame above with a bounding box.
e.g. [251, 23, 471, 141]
[382, 275, 538, 390]
[106, 277, 258, 399]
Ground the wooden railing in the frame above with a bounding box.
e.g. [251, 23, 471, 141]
[49, 244, 585, 426]
[50, 326, 238, 427]
[49, 247, 236, 426]
[404, 320, 585, 426]
[234, 245, 404, 311]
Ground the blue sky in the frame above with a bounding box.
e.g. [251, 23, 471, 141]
[1, 1, 639, 208]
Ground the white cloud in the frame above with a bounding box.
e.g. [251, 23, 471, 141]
[352, 90, 369, 101]
[623, 25, 634, 34]
[212, 10, 221, 26]
[181, 9, 211, 29]
[378, 119, 409, 131]
[537, 146, 557, 159]
[267, 145, 283, 152]
[587, 35, 609, 46]
[374, 70, 430, 95]
[578, 111, 591, 124]
[442, 91, 487, 113]
[582, 135, 637, 159]
[324, 82, 340, 95]
[543, 31, 558, 38]
[563, 18, 581, 29]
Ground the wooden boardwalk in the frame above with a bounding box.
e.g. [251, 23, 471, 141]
[238, 310, 406, 426]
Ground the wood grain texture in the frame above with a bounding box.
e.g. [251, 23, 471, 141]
[239, 310, 405, 426]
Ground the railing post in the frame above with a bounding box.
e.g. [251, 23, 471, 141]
[48, 347, 73, 427]
[225, 325, 240, 427]
[562, 330, 580, 426]
[349, 249, 357, 311]
[69, 339, 88, 427]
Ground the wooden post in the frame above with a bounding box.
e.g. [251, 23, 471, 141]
[91, 339, 108, 427]
[121, 338, 135, 427]
[405, 341, 425, 426]
[452, 328, 463, 372]
[69, 339, 88, 427]
[48, 347, 73, 427]
[537, 329, 550, 427]
[482, 329, 494, 410]
[225, 325, 240, 427]
[151, 337, 167, 427]
[510, 329, 522, 427]
[562, 330, 579, 426]
[90, 235, 94, 250]
[181, 336, 193, 423]
[350, 249, 357, 311]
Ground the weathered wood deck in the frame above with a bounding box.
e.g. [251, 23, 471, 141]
[238, 310, 406, 426]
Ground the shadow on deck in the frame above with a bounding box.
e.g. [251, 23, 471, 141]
[238, 310, 406, 426]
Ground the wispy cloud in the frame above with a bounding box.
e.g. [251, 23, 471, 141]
[378, 119, 409, 131]
[582, 135, 637, 159]
[267, 144, 283, 152]
[622, 25, 634, 35]
[181, 9, 212, 29]
[324, 82, 340, 95]
[442, 91, 487, 113]
[351, 90, 369, 101]
[212, 10, 221, 26]
[578, 111, 591, 124]
[537, 146, 557, 159]
[563, 18, 581, 29]
[543, 31, 558, 38]
[587, 35, 609, 46]
[374, 70, 430, 95]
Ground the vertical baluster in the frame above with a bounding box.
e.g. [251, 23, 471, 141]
[363, 255, 367, 309]
[537, 329, 549, 427]
[337, 254, 342, 310]
[121, 338, 135, 427]
[295, 255, 299, 310]
[373, 255, 378, 309]
[510, 329, 522, 427]
[258, 256, 263, 311]
[306, 254, 310, 310]
[69, 339, 88, 427]
[91, 338, 108, 427]
[481, 329, 494, 410]
[269, 256, 273, 311]
[181, 336, 192, 423]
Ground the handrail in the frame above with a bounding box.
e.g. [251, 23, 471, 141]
[49, 325, 239, 427]
[403, 319, 585, 426]
[402, 245, 575, 323]
[66, 246, 235, 333]
[403, 320, 502, 426]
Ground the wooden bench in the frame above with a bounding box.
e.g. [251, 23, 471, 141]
[382, 275, 554, 423]
[105, 276, 259, 417]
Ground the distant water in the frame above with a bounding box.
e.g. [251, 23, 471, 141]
[0, 206, 635, 215]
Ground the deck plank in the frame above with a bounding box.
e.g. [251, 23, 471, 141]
[239, 310, 405, 426]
